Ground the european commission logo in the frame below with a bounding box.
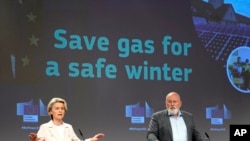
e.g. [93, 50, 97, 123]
[206, 104, 231, 125]
[16, 99, 48, 123]
[125, 101, 154, 124]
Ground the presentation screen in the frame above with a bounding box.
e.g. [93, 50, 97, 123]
[1, 0, 250, 141]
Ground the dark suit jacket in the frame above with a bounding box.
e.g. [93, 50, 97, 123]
[147, 109, 204, 141]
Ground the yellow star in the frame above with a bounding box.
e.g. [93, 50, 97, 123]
[22, 55, 30, 67]
[29, 34, 39, 47]
[26, 12, 37, 23]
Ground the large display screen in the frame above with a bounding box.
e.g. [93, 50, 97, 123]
[1, 0, 250, 140]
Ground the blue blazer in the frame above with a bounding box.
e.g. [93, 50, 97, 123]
[147, 109, 204, 141]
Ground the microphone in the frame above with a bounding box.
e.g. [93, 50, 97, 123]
[78, 129, 85, 140]
[205, 132, 210, 141]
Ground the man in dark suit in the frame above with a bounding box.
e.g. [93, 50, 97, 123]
[147, 91, 204, 141]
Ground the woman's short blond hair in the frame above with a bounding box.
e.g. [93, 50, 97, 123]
[47, 97, 68, 113]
